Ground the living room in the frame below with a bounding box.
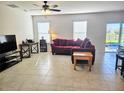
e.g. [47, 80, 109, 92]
[0, 1, 124, 91]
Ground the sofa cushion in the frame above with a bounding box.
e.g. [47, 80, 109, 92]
[66, 40, 74, 46]
[75, 39, 83, 46]
[55, 46, 80, 49]
[59, 39, 67, 46]
[55, 46, 72, 49]
[72, 46, 81, 49]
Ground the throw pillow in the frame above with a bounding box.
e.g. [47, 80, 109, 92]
[80, 38, 90, 48]
[84, 41, 92, 48]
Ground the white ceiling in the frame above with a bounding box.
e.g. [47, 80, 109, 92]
[0, 1, 124, 15]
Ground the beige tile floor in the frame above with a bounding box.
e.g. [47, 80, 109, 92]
[0, 52, 124, 91]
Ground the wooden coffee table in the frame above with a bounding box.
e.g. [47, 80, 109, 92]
[73, 52, 93, 71]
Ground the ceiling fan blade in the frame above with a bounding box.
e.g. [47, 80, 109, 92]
[49, 9, 61, 12]
[51, 5, 58, 8]
[28, 9, 42, 11]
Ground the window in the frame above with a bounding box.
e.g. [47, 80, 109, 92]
[37, 22, 50, 43]
[73, 21, 87, 40]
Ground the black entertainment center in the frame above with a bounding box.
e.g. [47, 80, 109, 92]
[0, 35, 22, 72]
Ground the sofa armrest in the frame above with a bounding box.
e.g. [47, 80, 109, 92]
[51, 43, 55, 47]
[50, 44, 56, 55]
[71, 48, 96, 65]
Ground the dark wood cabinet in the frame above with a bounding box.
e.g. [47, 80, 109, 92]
[40, 40, 47, 52]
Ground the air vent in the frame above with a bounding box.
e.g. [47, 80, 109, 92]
[7, 4, 19, 8]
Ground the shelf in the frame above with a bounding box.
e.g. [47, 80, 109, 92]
[0, 50, 22, 72]
[5, 55, 21, 60]
[0, 61, 20, 72]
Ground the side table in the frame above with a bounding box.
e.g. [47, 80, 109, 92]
[30, 42, 39, 53]
[19, 44, 31, 58]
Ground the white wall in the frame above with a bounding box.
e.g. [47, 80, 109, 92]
[0, 5, 33, 46]
[32, 11, 124, 54]
[0, 4, 123, 58]
[0, 12, 3, 34]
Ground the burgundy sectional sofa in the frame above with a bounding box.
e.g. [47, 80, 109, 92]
[51, 38, 95, 65]
[51, 39, 80, 55]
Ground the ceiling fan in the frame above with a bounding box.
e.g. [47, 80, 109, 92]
[27, 1, 61, 12]
[42, 1, 61, 12]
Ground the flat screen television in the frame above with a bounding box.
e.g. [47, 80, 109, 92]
[0, 35, 17, 54]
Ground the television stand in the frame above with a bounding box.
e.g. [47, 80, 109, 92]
[0, 50, 22, 72]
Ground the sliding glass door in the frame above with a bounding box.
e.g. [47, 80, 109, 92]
[105, 23, 124, 52]
[120, 23, 124, 46]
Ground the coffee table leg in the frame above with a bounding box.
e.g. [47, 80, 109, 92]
[89, 65, 91, 71]
[88, 60, 91, 71]
[74, 59, 76, 70]
[89, 57, 92, 71]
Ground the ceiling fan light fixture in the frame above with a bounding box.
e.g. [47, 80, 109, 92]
[41, 9, 51, 15]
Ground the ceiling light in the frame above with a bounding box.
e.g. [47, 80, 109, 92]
[41, 9, 51, 15]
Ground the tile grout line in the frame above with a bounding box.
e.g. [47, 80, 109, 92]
[34, 54, 41, 66]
